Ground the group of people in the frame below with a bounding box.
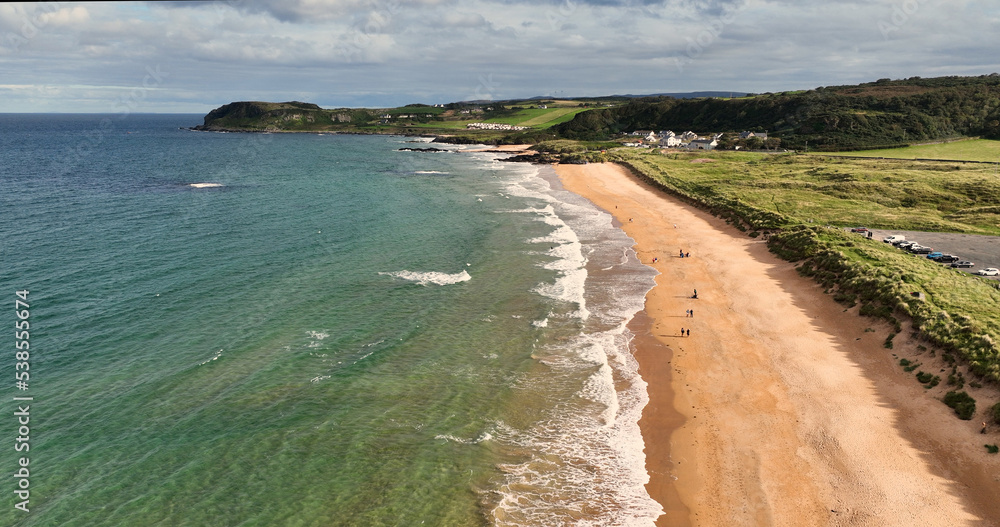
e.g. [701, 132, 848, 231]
[679, 249, 691, 258]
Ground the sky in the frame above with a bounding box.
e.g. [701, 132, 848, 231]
[1, 0, 999, 113]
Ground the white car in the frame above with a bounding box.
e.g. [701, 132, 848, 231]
[976, 268, 999, 276]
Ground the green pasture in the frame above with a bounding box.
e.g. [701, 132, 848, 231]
[619, 150, 1000, 235]
[825, 138, 1000, 163]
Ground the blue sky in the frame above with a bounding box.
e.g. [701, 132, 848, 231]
[1, 0, 998, 113]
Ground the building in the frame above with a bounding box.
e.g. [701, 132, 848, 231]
[685, 137, 718, 150]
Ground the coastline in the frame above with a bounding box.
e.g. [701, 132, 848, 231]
[554, 162, 1000, 526]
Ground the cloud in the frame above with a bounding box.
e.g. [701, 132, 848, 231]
[1, 0, 999, 112]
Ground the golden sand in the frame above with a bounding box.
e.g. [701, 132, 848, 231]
[554, 162, 1000, 526]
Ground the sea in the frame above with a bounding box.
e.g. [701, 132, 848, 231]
[0, 114, 661, 526]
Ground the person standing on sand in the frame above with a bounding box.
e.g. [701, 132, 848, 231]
[681, 327, 685, 336]
[690, 309, 693, 317]
[686, 329, 690, 337]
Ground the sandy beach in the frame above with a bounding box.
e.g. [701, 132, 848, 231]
[554, 162, 1000, 526]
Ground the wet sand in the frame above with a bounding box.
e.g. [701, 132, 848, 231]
[554, 162, 1000, 526]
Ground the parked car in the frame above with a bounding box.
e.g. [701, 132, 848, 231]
[910, 246, 933, 254]
[896, 241, 916, 249]
[951, 261, 975, 268]
[976, 268, 1000, 276]
[936, 255, 960, 263]
[926, 252, 944, 259]
[850, 227, 868, 233]
[883, 235, 906, 243]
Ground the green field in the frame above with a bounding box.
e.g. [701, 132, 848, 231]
[826, 138, 1000, 163]
[405, 106, 591, 131]
[618, 150, 1000, 235]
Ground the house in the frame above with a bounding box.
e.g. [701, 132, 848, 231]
[662, 135, 683, 147]
[680, 131, 698, 141]
[632, 130, 653, 136]
[685, 137, 718, 150]
[644, 131, 660, 143]
[739, 131, 768, 140]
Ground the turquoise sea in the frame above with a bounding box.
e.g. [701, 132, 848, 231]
[0, 115, 659, 526]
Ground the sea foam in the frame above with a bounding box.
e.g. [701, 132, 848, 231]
[379, 269, 471, 286]
[485, 161, 662, 526]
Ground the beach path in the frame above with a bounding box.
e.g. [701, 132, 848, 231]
[555, 162, 998, 526]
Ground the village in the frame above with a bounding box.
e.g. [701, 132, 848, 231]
[621, 129, 780, 150]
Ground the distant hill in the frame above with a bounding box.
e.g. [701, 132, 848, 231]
[522, 92, 748, 100]
[193, 101, 375, 131]
[552, 75, 1000, 150]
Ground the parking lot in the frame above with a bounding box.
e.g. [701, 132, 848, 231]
[851, 228, 1000, 279]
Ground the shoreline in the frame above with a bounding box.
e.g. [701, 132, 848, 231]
[554, 162, 1000, 526]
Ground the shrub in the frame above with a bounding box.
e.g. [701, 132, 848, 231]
[916, 371, 934, 383]
[987, 444, 999, 454]
[943, 391, 977, 420]
[992, 402, 1000, 425]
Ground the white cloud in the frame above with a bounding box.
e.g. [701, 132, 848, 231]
[0, 0, 998, 112]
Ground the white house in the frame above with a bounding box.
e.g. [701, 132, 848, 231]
[685, 137, 718, 150]
[680, 131, 698, 141]
[662, 135, 683, 147]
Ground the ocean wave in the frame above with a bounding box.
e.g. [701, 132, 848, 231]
[379, 269, 471, 286]
[189, 182, 223, 188]
[413, 170, 449, 175]
[435, 432, 493, 444]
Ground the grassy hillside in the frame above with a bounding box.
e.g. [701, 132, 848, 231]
[618, 150, 1000, 235]
[195, 100, 600, 137]
[826, 138, 1000, 163]
[554, 74, 1000, 150]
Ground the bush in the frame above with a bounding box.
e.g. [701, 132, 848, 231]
[986, 444, 999, 454]
[992, 402, 1000, 425]
[943, 391, 977, 420]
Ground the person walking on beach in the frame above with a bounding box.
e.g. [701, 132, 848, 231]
[681, 327, 685, 336]
[679, 249, 684, 258]
[686, 329, 690, 337]
[689, 309, 693, 317]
